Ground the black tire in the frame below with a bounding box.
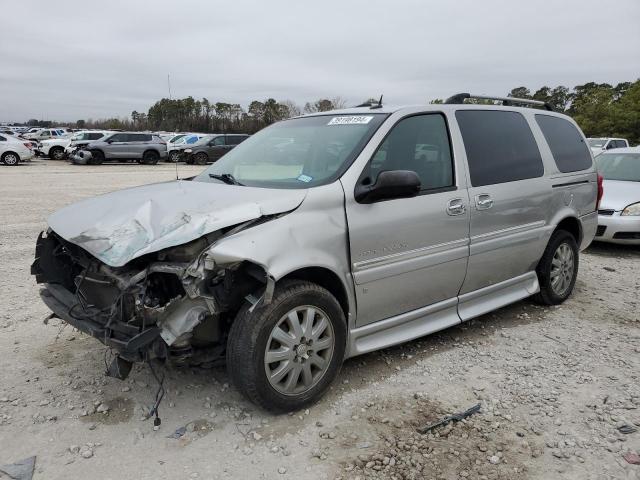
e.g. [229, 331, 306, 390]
[1, 152, 20, 166]
[89, 150, 104, 165]
[49, 146, 65, 160]
[227, 280, 346, 413]
[534, 230, 579, 305]
[193, 152, 208, 165]
[142, 150, 160, 165]
[168, 150, 180, 163]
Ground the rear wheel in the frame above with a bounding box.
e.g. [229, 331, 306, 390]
[193, 152, 209, 165]
[534, 230, 579, 305]
[227, 280, 346, 412]
[142, 150, 160, 165]
[168, 150, 180, 162]
[1, 152, 19, 166]
[49, 146, 65, 160]
[89, 150, 104, 165]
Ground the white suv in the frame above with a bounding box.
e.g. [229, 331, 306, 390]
[588, 137, 629, 157]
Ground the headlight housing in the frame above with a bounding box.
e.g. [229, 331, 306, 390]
[621, 202, 640, 216]
[184, 149, 192, 153]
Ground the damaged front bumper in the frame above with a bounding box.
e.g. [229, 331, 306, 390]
[39, 284, 161, 360]
[31, 227, 269, 373]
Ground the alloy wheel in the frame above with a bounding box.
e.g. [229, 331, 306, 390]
[550, 243, 574, 296]
[264, 306, 335, 395]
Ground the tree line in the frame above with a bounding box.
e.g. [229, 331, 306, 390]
[23, 79, 639, 144]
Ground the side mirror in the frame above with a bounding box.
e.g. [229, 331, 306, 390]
[355, 170, 421, 203]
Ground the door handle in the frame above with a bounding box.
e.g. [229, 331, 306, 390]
[447, 198, 466, 216]
[475, 194, 493, 210]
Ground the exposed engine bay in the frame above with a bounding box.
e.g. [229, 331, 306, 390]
[31, 226, 273, 379]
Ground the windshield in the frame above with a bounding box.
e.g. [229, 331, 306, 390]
[169, 134, 186, 143]
[195, 114, 387, 188]
[588, 139, 606, 148]
[597, 153, 640, 182]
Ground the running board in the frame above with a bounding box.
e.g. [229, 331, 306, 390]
[457, 271, 539, 321]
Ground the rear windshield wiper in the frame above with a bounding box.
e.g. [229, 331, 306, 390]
[209, 173, 244, 186]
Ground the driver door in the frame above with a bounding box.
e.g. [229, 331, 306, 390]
[344, 113, 470, 326]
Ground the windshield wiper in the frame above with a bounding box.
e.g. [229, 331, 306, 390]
[209, 173, 244, 186]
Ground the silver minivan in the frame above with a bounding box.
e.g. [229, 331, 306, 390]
[32, 95, 599, 412]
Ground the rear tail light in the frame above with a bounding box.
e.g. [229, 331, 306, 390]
[596, 174, 604, 209]
[24, 142, 33, 150]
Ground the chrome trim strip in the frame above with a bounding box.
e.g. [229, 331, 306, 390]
[353, 237, 468, 271]
[470, 220, 545, 242]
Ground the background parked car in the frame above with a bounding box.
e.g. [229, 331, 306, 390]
[167, 133, 206, 162]
[23, 128, 70, 141]
[183, 133, 250, 164]
[39, 130, 111, 160]
[588, 138, 629, 157]
[594, 147, 640, 244]
[76, 132, 167, 165]
[0, 134, 34, 165]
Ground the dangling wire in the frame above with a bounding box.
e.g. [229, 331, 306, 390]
[147, 359, 166, 427]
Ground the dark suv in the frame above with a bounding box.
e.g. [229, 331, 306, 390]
[183, 134, 250, 164]
[75, 132, 168, 165]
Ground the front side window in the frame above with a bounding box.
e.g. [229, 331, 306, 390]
[108, 133, 126, 142]
[535, 114, 592, 173]
[211, 136, 225, 146]
[362, 113, 454, 191]
[456, 110, 543, 187]
[196, 114, 387, 188]
[596, 153, 640, 182]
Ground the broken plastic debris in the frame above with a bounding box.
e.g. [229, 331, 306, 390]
[623, 451, 640, 465]
[618, 424, 638, 434]
[416, 403, 481, 434]
[167, 426, 187, 439]
[0, 456, 36, 480]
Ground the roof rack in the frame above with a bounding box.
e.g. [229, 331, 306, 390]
[444, 93, 554, 111]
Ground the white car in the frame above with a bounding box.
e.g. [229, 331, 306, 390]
[38, 130, 111, 160]
[167, 133, 206, 162]
[0, 134, 34, 165]
[588, 138, 629, 157]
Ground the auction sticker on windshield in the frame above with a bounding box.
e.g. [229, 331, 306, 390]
[327, 116, 374, 126]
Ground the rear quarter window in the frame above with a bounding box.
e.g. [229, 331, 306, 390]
[535, 115, 592, 173]
[456, 110, 544, 187]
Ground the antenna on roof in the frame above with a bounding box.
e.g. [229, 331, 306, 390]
[354, 94, 384, 109]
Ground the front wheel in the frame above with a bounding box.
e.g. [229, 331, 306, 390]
[193, 152, 209, 165]
[534, 230, 579, 305]
[88, 150, 104, 165]
[227, 280, 346, 412]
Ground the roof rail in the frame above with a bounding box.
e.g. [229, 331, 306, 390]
[444, 93, 554, 111]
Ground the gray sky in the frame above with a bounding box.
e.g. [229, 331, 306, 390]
[1, 0, 639, 122]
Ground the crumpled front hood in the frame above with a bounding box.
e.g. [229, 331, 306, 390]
[47, 180, 307, 267]
[599, 179, 640, 211]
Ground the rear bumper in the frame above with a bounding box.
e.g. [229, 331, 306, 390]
[595, 213, 640, 245]
[40, 284, 160, 361]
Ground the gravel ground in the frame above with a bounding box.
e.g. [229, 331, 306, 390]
[1, 160, 639, 480]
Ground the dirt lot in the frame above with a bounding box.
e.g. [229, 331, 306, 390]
[1, 161, 639, 480]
